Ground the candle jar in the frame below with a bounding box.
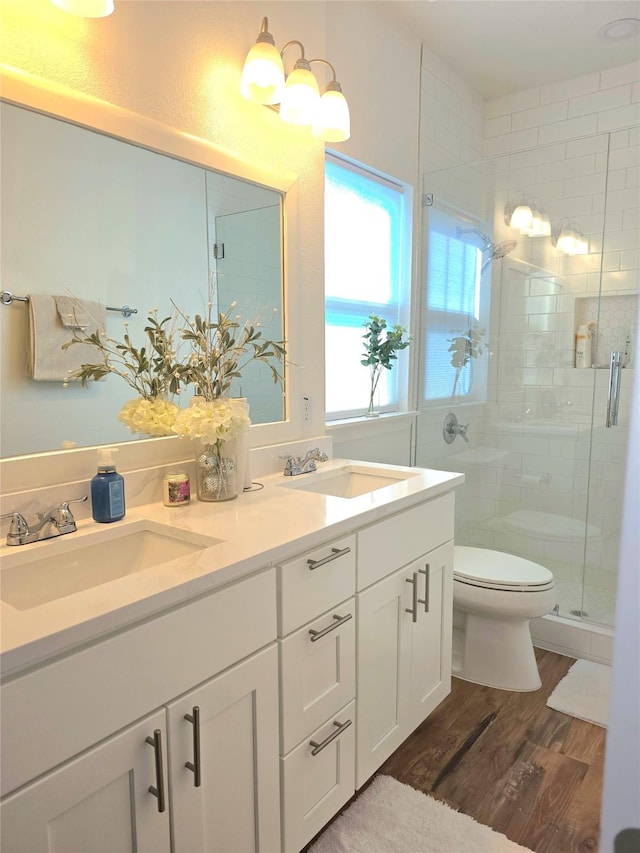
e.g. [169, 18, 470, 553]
[162, 472, 191, 507]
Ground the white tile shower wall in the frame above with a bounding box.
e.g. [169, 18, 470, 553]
[420, 45, 485, 208]
[477, 63, 640, 623]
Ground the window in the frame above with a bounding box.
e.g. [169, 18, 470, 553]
[324, 156, 411, 419]
[422, 205, 488, 403]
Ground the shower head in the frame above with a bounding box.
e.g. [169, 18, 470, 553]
[480, 239, 517, 273]
[456, 227, 493, 252]
[491, 239, 517, 260]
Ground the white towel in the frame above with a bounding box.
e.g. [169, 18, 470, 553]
[27, 294, 106, 382]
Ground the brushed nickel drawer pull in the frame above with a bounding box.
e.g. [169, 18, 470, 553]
[307, 546, 351, 571]
[405, 572, 418, 622]
[308, 612, 353, 642]
[145, 729, 166, 813]
[309, 718, 352, 756]
[184, 705, 202, 787]
[418, 564, 430, 613]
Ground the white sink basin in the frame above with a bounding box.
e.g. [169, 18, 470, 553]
[1, 522, 222, 611]
[280, 464, 418, 499]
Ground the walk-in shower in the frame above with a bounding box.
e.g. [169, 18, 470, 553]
[420, 131, 639, 634]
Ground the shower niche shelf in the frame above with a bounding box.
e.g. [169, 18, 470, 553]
[574, 294, 637, 369]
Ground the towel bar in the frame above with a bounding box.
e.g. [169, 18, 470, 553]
[1, 290, 137, 318]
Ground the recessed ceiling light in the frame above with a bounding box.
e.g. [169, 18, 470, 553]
[598, 18, 640, 40]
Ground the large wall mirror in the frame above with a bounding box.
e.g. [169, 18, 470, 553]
[1, 98, 286, 459]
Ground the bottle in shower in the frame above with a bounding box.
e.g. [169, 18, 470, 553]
[575, 325, 592, 368]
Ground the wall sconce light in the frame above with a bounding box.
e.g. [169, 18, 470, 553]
[50, 0, 114, 16]
[240, 18, 351, 142]
[552, 219, 589, 255]
[504, 192, 551, 237]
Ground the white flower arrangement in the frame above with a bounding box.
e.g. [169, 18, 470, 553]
[172, 398, 250, 444]
[118, 398, 180, 437]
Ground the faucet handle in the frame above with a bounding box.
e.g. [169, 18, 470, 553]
[459, 422, 470, 442]
[279, 455, 297, 476]
[1, 512, 29, 541]
[55, 495, 88, 530]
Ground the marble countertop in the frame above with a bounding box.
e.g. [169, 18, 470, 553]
[0, 459, 463, 676]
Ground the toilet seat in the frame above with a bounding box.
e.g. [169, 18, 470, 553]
[454, 546, 554, 593]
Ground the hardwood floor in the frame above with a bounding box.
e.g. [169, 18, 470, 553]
[377, 649, 605, 852]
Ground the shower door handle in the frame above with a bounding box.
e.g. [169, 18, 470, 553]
[606, 351, 623, 427]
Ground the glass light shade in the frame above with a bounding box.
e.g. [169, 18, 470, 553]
[312, 87, 351, 142]
[50, 0, 114, 16]
[240, 40, 285, 105]
[510, 204, 533, 232]
[538, 213, 551, 237]
[279, 65, 320, 126]
[528, 210, 551, 237]
[556, 229, 578, 254]
[574, 236, 589, 255]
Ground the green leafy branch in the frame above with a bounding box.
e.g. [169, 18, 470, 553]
[361, 314, 411, 414]
[171, 294, 286, 402]
[447, 322, 487, 397]
[62, 313, 183, 400]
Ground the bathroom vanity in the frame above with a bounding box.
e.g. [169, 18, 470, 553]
[0, 460, 462, 853]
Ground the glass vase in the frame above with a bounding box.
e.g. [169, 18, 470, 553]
[365, 383, 380, 418]
[193, 437, 238, 501]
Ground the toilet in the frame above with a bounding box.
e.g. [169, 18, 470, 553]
[452, 546, 555, 692]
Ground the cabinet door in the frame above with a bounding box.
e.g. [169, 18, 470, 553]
[168, 644, 280, 853]
[409, 541, 454, 730]
[356, 567, 412, 788]
[0, 709, 170, 853]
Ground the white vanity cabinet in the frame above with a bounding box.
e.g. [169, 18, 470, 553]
[0, 569, 280, 853]
[0, 708, 172, 853]
[0, 471, 460, 853]
[356, 495, 455, 788]
[277, 537, 357, 853]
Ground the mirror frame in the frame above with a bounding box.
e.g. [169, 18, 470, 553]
[0, 66, 303, 494]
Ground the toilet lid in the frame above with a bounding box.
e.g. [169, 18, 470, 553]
[454, 546, 554, 591]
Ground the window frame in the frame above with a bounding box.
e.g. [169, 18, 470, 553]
[324, 152, 413, 422]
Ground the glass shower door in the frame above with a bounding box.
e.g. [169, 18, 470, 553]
[580, 127, 639, 626]
[417, 129, 639, 630]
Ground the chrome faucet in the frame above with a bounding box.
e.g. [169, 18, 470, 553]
[281, 448, 329, 476]
[1, 496, 88, 546]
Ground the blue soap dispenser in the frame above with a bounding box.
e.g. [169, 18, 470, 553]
[91, 447, 126, 523]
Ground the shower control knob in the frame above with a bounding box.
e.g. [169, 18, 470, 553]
[443, 412, 469, 444]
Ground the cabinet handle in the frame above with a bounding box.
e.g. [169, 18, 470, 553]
[418, 564, 430, 613]
[184, 705, 202, 788]
[309, 718, 352, 756]
[308, 612, 353, 642]
[307, 546, 351, 571]
[145, 729, 166, 813]
[405, 572, 418, 623]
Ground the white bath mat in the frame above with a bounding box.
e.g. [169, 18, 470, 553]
[309, 774, 531, 852]
[546, 658, 611, 728]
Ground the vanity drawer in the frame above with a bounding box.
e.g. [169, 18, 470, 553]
[279, 597, 356, 754]
[281, 700, 356, 853]
[0, 568, 276, 797]
[357, 492, 454, 590]
[277, 535, 356, 636]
